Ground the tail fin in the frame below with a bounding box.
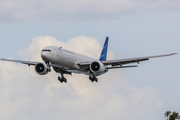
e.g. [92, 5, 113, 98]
[99, 37, 109, 61]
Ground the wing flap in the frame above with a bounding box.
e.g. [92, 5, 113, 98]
[108, 65, 138, 69]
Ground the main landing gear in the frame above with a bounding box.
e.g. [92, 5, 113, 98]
[58, 73, 67, 83]
[89, 76, 98, 82]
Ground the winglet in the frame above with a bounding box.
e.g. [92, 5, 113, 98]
[99, 37, 109, 61]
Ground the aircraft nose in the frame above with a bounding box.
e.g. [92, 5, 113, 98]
[41, 52, 49, 62]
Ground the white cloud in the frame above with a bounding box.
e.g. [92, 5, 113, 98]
[0, 0, 180, 23]
[0, 36, 163, 120]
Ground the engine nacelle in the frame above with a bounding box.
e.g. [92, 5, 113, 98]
[35, 63, 49, 75]
[89, 61, 105, 73]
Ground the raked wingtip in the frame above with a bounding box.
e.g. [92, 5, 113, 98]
[172, 53, 178, 55]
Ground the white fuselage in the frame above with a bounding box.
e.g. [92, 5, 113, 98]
[41, 46, 99, 75]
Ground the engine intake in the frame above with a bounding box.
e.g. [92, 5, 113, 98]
[89, 61, 105, 73]
[35, 63, 48, 75]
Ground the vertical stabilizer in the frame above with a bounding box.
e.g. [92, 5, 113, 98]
[99, 37, 109, 61]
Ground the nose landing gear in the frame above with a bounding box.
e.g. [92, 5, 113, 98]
[46, 62, 51, 72]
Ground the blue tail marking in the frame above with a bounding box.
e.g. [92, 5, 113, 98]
[99, 37, 109, 61]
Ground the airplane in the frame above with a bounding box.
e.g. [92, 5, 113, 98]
[1, 37, 177, 83]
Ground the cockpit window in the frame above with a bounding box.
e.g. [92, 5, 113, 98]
[42, 49, 51, 52]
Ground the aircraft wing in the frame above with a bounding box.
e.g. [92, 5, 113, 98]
[77, 53, 177, 67]
[1, 58, 39, 66]
[102, 53, 177, 66]
[1, 58, 74, 74]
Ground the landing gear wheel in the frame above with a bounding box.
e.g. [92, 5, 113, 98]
[89, 76, 98, 82]
[58, 73, 67, 83]
[63, 77, 67, 83]
[58, 77, 67, 83]
[89, 76, 93, 82]
[58, 77, 63, 83]
[94, 77, 98, 82]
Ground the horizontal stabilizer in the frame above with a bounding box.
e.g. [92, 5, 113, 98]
[108, 65, 138, 69]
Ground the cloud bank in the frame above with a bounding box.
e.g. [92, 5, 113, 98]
[0, 0, 180, 23]
[0, 36, 163, 120]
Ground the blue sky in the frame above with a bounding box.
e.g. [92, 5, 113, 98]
[0, 0, 180, 120]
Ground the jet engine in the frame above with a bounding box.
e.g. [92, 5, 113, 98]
[89, 61, 105, 73]
[35, 63, 49, 75]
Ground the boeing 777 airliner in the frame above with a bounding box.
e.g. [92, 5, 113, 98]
[1, 37, 177, 83]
